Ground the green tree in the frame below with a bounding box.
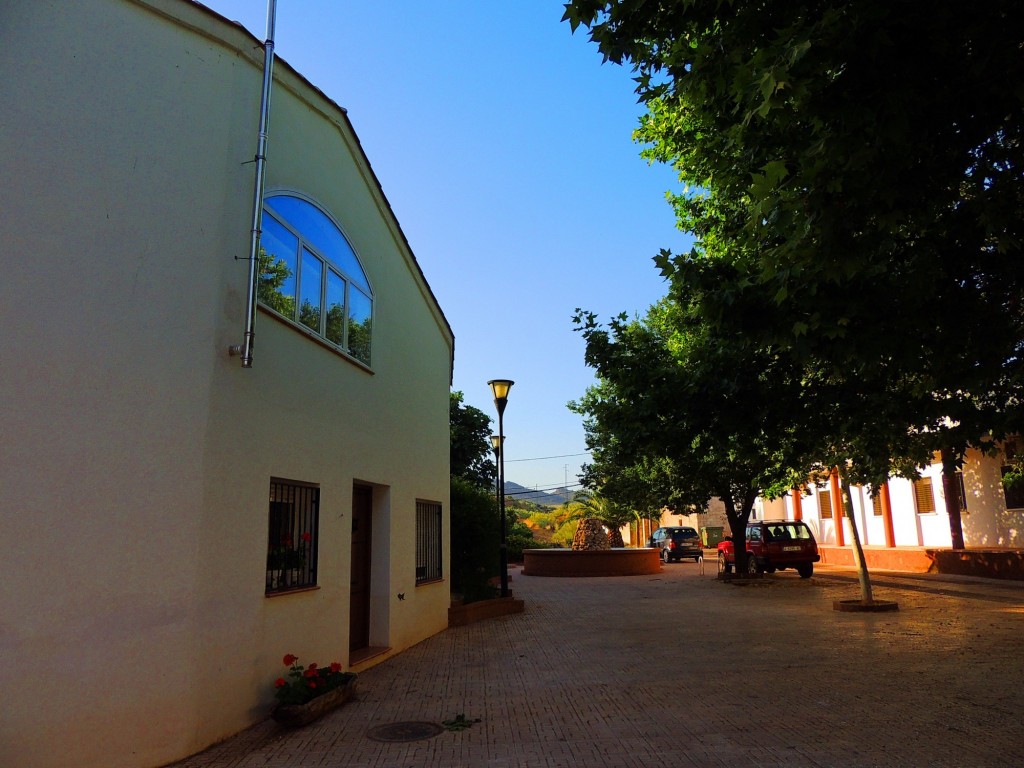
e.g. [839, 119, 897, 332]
[551, 519, 579, 548]
[450, 392, 496, 487]
[256, 248, 295, 318]
[562, 490, 633, 547]
[325, 303, 345, 347]
[572, 299, 814, 572]
[506, 518, 540, 561]
[347, 315, 372, 364]
[298, 299, 320, 333]
[565, 0, 1024, 550]
[449, 477, 499, 601]
[449, 393, 532, 600]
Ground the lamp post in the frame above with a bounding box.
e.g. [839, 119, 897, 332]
[488, 379, 513, 598]
[490, 433, 503, 591]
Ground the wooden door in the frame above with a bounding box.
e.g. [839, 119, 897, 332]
[349, 484, 372, 652]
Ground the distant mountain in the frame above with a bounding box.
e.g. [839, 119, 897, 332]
[504, 481, 574, 507]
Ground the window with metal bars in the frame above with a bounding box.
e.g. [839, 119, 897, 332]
[266, 478, 319, 594]
[415, 500, 442, 584]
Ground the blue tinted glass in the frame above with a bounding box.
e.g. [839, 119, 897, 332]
[325, 270, 345, 346]
[347, 287, 372, 364]
[258, 214, 298, 319]
[266, 195, 369, 292]
[299, 248, 322, 333]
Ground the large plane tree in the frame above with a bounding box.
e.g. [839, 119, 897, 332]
[565, 0, 1024, 548]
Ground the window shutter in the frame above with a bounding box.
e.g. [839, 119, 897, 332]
[817, 489, 832, 518]
[871, 491, 884, 517]
[913, 478, 935, 514]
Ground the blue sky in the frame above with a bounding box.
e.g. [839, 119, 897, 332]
[201, 1, 692, 494]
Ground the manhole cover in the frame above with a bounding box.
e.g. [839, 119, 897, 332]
[366, 721, 445, 743]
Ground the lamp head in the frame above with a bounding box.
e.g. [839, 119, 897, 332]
[487, 379, 514, 416]
[490, 434, 502, 455]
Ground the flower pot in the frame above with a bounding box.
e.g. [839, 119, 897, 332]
[271, 673, 357, 727]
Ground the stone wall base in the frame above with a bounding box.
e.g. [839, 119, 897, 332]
[818, 545, 1024, 580]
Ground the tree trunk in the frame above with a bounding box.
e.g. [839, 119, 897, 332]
[838, 472, 873, 604]
[940, 446, 966, 550]
[722, 489, 757, 574]
[722, 494, 746, 573]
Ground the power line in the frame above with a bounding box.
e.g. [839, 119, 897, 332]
[505, 481, 585, 498]
[504, 451, 591, 463]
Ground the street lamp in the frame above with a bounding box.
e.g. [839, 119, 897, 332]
[490, 433, 502, 473]
[488, 379, 514, 598]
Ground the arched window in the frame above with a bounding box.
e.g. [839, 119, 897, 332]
[257, 193, 373, 365]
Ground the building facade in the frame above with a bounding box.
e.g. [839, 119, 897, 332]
[0, 2, 454, 766]
[756, 446, 1024, 548]
[621, 444, 1023, 553]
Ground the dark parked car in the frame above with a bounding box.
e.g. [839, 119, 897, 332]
[717, 520, 820, 578]
[647, 526, 703, 563]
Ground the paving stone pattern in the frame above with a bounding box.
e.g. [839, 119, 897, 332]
[168, 565, 1024, 767]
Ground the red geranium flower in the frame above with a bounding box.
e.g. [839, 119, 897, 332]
[273, 653, 347, 707]
[300, 532, 312, 543]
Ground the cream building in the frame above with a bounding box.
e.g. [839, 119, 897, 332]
[1, 1, 454, 766]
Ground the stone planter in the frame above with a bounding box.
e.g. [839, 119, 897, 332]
[271, 673, 357, 728]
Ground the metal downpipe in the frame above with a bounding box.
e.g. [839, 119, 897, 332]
[238, 0, 277, 367]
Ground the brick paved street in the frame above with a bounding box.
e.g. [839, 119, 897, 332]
[169, 564, 1024, 767]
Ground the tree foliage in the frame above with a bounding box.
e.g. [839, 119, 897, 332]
[257, 248, 295, 318]
[449, 394, 499, 601]
[563, 490, 633, 533]
[562, 490, 636, 547]
[449, 476, 499, 601]
[566, 0, 1024, 548]
[449, 393, 537, 592]
[571, 298, 818, 565]
[450, 391, 496, 487]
